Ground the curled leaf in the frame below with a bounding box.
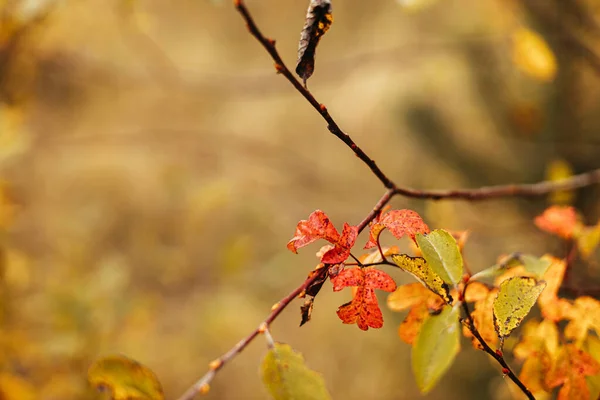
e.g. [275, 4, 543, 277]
[391, 254, 452, 304]
[295, 0, 333, 85]
[365, 209, 429, 249]
[88, 355, 164, 400]
[287, 210, 357, 264]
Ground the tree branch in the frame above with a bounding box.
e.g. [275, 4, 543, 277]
[461, 283, 535, 400]
[234, 0, 600, 201]
[174, 2, 600, 400]
[392, 168, 600, 200]
[233, 0, 394, 189]
[176, 187, 394, 400]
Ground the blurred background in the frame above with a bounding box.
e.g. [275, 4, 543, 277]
[1, 0, 600, 399]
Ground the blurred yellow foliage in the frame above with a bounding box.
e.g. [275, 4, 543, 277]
[512, 28, 558, 81]
[546, 159, 575, 205]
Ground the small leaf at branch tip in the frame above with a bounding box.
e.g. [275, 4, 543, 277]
[208, 359, 222, 370]
[198, 384, 210, 395]
[271, 302, 280, 311]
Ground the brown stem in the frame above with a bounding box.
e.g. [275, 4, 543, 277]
[233, 0, 394, 189]
[461, 283, 535, 400]
[234, 0, 600, 201]
[392, 168, 600, 200]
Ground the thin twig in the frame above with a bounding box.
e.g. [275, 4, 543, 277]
[233, 0, 394, 189]
[461, 283, 536, 400]
[175, 266, 328, 400]
[392, 168, 600, 200]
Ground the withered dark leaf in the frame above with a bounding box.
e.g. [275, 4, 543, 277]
[298, 266, 329, 326]
[300, 296, 315, 326]
[295, 0, 333, 86]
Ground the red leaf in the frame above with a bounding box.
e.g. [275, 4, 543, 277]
[364, 209, 429, 249]
[534, 206, 578, 239]
[288, 211, 357, 264]
[331, 267, 397, 330]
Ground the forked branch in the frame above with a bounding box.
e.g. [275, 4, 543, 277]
[175, 2, 600, 399]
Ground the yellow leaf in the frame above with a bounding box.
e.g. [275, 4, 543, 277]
[0, 373, 36, 400]
[391, 254, 452, 304]
[576, 223, 600, 259]
[513, 28, 557, 81]
[546, 159, 575, 205]
[493, 277, 546, 341]
[88, 355, 164, 400]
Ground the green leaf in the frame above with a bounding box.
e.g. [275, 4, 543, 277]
[520, 254, 552, 278]
[470, 253, 549, 281]
[88, 355, 164, 400]
[493, 277, 546, 341]
[416, 229, 463, 286]
[412, 305, 461, 393]
[261, 343, 331, 400]
[391, 254, 452, 304]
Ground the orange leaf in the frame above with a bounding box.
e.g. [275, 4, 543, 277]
[513, 320, 559, 395]
[563, 296, 600, 345]
[364, 209, 429, 249]
[462, 283, 498, 350]
[537, 257, 571, 322]
[287, 210, 358, 264]
[546, 345, 600, 400]
[387, 283, 445, 344]
[332, 267, 396, 330]
[534, 206, 579, 239]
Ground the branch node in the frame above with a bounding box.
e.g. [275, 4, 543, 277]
[208, 359, 222, 371]
[258, 322, 269, 333]
[198, 384, 210, 395]
[274, 63, 284, 73]
[270, 302, 280, 311]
